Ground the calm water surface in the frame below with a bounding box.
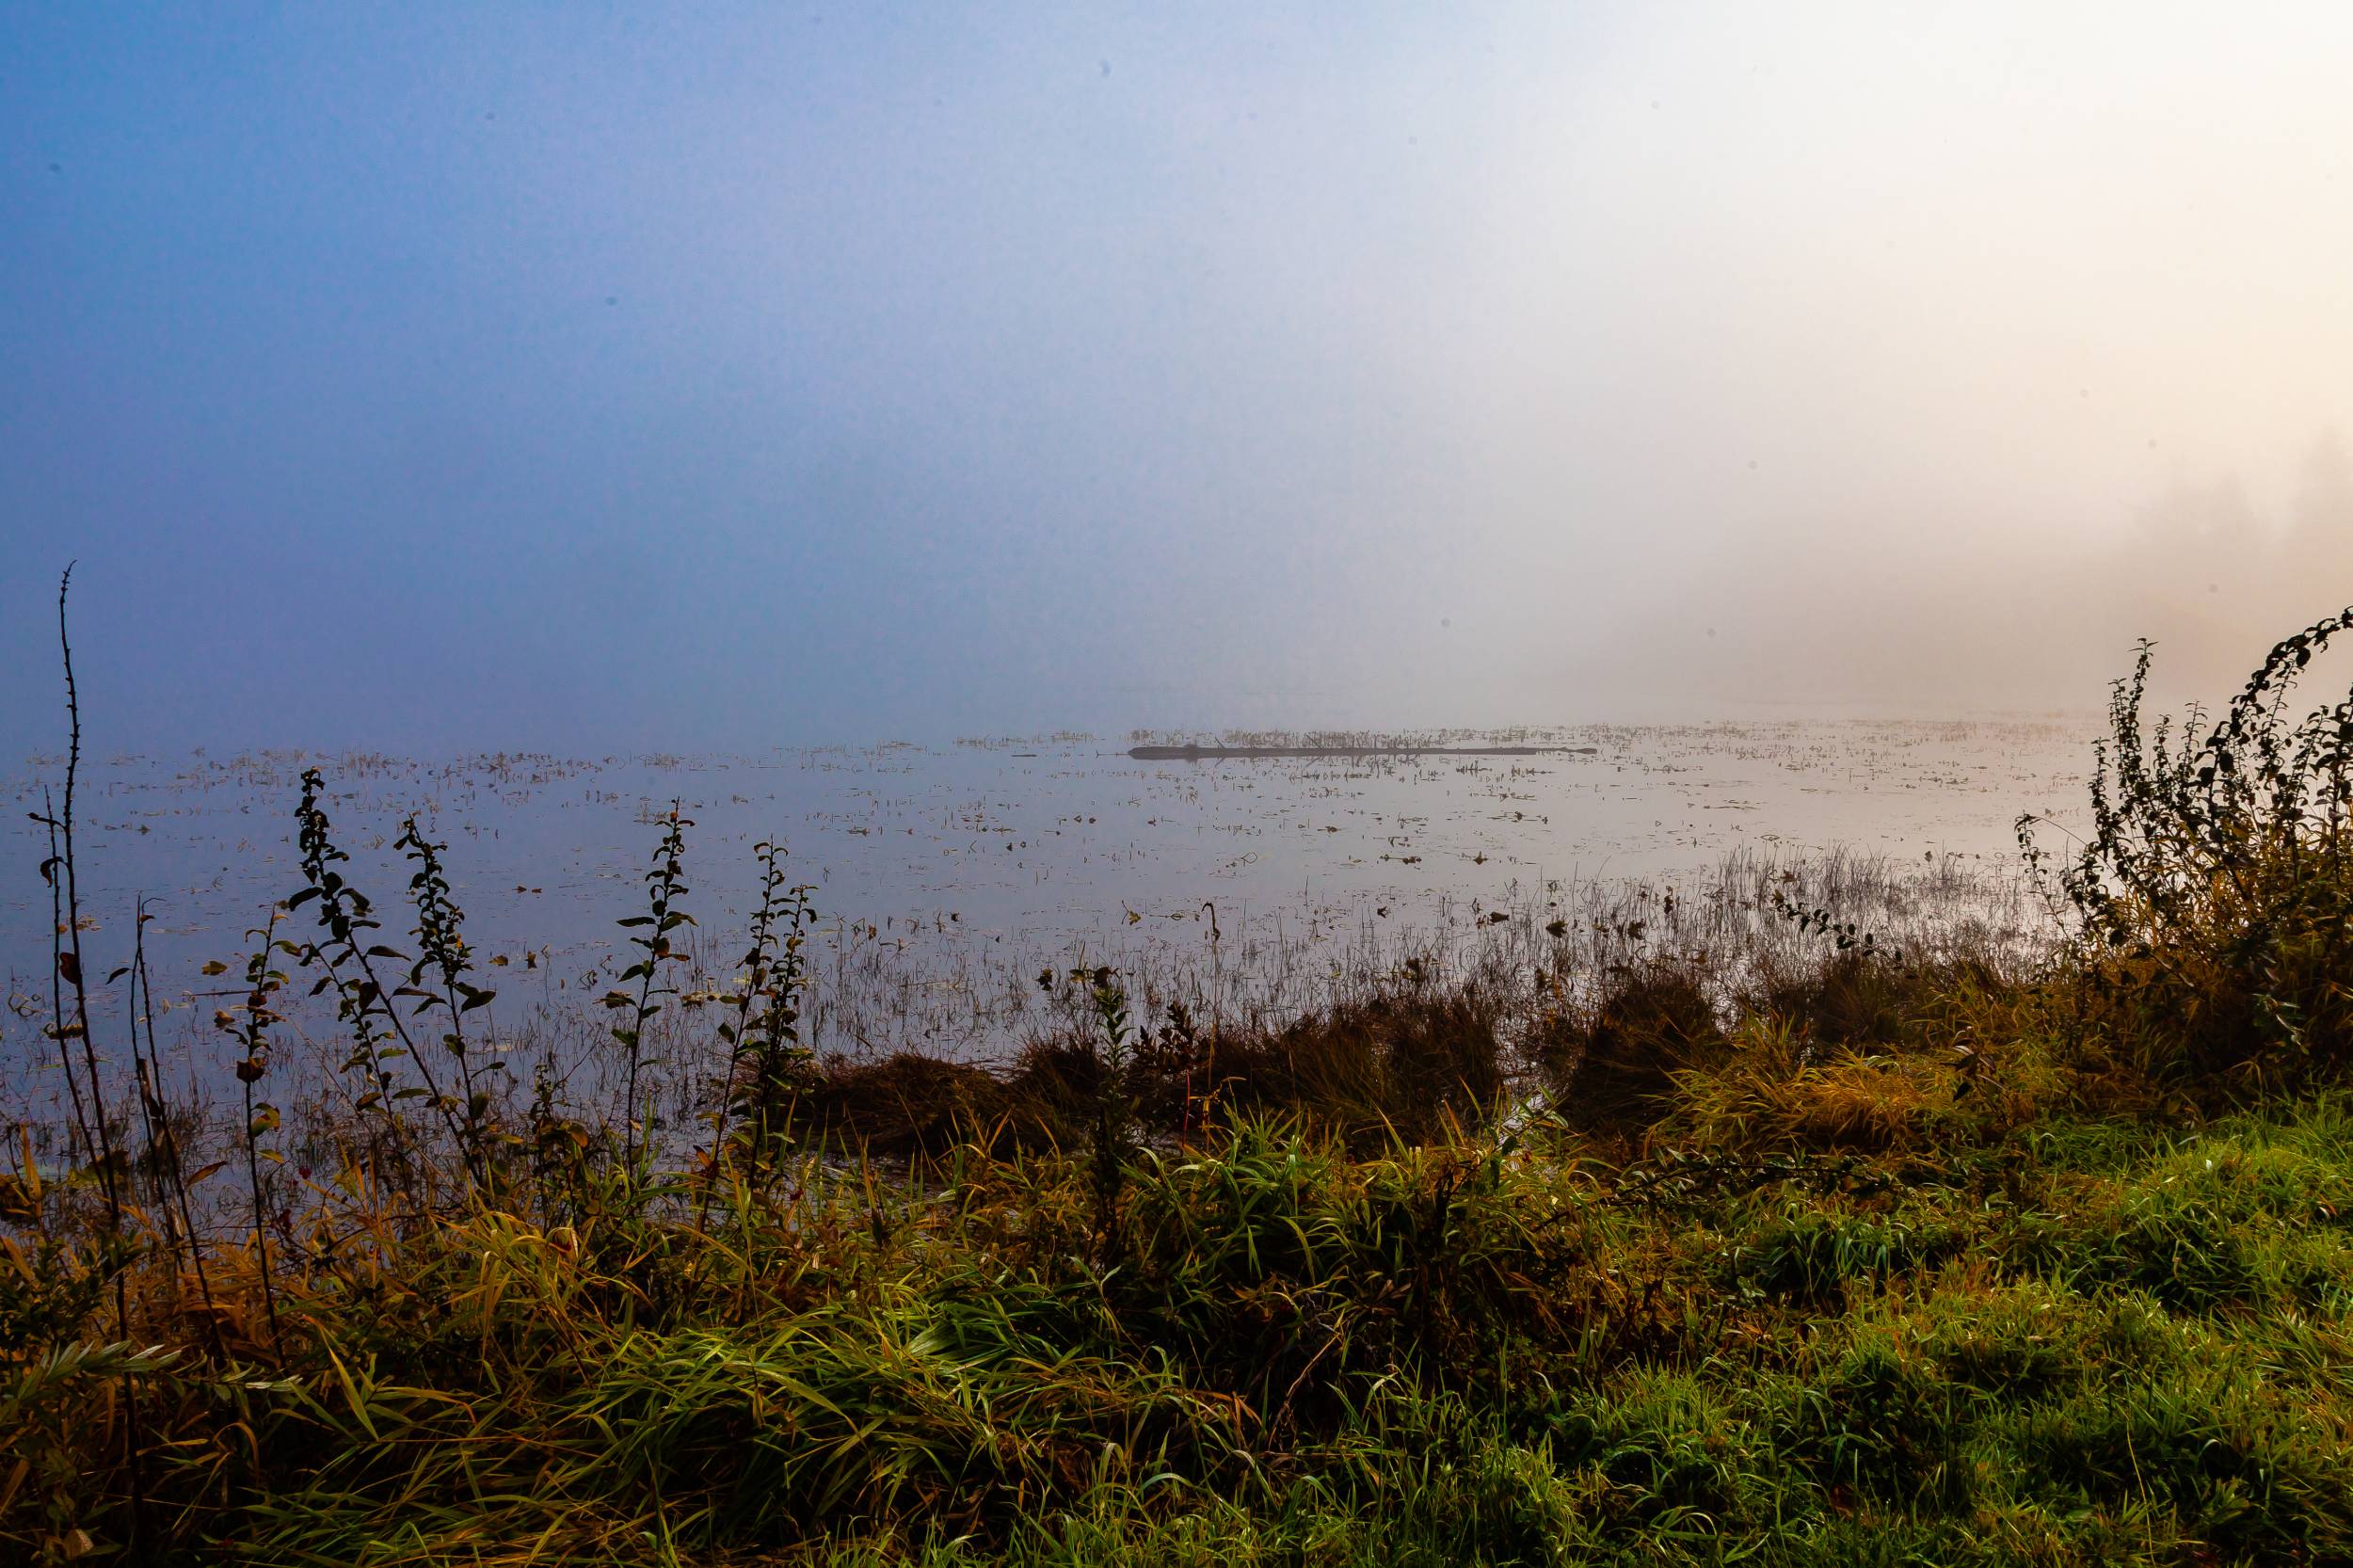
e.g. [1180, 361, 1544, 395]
[3, 721, 2094, 1118]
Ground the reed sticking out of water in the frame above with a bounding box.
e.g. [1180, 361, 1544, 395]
[44, 570, 121, 1233]
[37, 791, 95, 1177]
[129, 896, 223, 1361]
[29, 567, 147, 1542]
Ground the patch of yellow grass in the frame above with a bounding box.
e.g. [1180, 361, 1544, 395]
[1662, 1023, 1956, 1152]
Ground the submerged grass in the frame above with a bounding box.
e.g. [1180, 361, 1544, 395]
[21, 599, 2353, 1562]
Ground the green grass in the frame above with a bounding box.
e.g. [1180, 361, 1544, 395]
[21, 1037, 2353, 1564]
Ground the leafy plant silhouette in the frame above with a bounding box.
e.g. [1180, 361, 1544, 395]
[394, 817, 501, 1177]
[214, 905, 296, 1349]
[705, 840, 814, 1205]
[2021, 608, 2353, 1090]
[606, 802, 694, 1174]
[291, 769, 474, 1186]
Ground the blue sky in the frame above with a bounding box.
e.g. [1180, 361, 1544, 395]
[9, 5, 2353, 753]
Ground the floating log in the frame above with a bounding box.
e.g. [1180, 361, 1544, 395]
[1126, 744, 1599, 760]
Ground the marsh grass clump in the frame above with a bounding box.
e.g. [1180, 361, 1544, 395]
[1545, 956, 1722, 1136]
[1205, 984, 1506, 1150]
[804, 981, 1510, 1163]
[790, 1051, 1002, 1159]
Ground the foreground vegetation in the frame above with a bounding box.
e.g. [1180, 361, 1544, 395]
[16, 593, 2353, 1563]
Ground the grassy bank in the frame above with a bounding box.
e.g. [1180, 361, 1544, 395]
[15, 596, 2353, 1563]
[20, 989, 2353, 1565]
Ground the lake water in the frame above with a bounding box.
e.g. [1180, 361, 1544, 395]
[3, 720, 2096, 1127]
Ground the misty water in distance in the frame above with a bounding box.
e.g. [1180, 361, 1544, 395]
[3, 720, 2095, 1119]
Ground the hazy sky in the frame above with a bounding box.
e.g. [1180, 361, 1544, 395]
[9, 3, 2353, 754]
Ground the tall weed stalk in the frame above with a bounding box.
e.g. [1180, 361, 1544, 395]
[700, 840, 813, 1213]
[607, 803, 693, 1174]
[216, 906, 295, 1349]
[394, 816, 500, 1180]
[129, 897, 222, 1358]
[291, 771, 472, 1185]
